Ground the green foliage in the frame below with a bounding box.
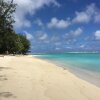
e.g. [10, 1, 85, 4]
[17, 34, 30, 54]
[13, 34, 30, 54]
[0, 0, 30, 54]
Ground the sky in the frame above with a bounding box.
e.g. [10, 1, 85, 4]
[12, 0, 100, 53]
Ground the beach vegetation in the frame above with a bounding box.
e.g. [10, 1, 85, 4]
[0, 0, 30, 54]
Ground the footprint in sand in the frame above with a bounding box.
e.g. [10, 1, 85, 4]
[0, 75, 8, 81]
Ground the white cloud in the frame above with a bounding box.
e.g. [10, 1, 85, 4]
[14, 17, 31, 28]
[73, 3, 100, 24]
[80, 44, 85, 48]
[24, 31, 33, 40]
[54, 42, 61, 46]
[73, 12, 91, 23]
[94, 30, 100, 40]
[51, 34, 60, 42]
[35, 31, 48, 41]
[63, 28, 83, 44]
[73, 3, 96, 23]
[39, 33, 48, 40]
[12, 0, 60, 29]
[55, 47, 61, 50]
[34, 19, 44, 27]
[94, 13, 100, 23]
[71, 28, 83, 37]
[48, 17, 70, 29]
[65, 46, 72, 49]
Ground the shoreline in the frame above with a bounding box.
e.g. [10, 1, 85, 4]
[49, 60, 100, 88]
[35, 56, 100, 88]
[0, 56, 100, 100]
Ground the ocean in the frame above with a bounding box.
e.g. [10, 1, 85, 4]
[34, 53, 100, 87]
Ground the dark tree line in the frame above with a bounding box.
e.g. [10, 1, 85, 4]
[0, 0, 30, 54]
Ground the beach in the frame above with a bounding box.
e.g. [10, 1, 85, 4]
[0, 56, 100, 100]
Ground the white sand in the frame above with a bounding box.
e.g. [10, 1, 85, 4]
[0, 56, 100, 100]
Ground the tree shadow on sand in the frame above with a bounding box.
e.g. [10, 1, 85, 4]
[0, 67, 11, 71]
[0, 92, 16, 98]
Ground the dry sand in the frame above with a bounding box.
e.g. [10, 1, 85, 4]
[0, 56, 100, 100]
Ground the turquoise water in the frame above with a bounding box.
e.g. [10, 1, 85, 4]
[35, 53, 100, 87]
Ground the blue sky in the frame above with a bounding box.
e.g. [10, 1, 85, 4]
[13, 0, 100, 53]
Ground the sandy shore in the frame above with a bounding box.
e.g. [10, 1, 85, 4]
[0, 56, 100, 100]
